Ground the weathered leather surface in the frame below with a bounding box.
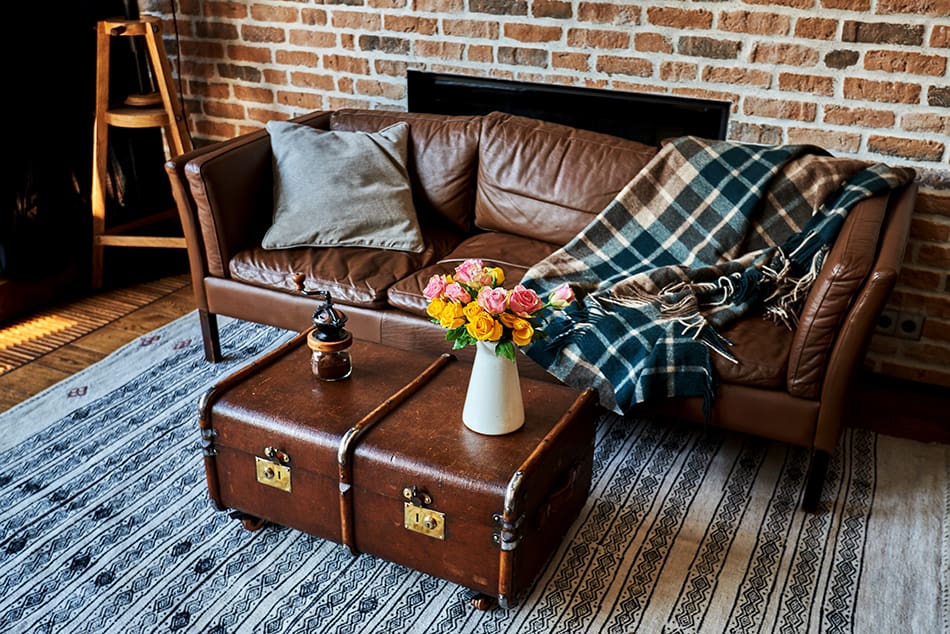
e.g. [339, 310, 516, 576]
[713, 314, 793, 388]
[387, 231, 560, 316]
[205, 337, 597, 602]
[331, 109, 482, 232]
[475, 111, 658, 245]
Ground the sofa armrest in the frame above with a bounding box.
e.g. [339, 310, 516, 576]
[786, 184, 917, 398]
[180, 111, 332, 279]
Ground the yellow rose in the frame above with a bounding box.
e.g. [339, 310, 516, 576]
[466, 312, 502, 341]
[511, 321, 534, 346]
[488, 267, 505, 286]
[439, 302, 465, 329]
[462, 301, 483, 321]
[426, 297, 446, 320]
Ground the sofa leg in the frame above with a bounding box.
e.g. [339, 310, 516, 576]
[802, 450, 830, 513]
[199, 310, 223, 362]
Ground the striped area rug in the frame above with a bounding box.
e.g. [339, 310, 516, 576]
[0, 275, 190, 374]
[1, 312, 946, 633]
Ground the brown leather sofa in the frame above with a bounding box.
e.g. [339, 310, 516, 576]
[166, 109, 917, 511]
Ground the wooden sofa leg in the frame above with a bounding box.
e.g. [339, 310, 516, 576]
[802, 450, 830, 513]
[199, 310, 223, 362]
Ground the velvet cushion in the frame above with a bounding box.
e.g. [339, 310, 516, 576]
[262, 120, 425, 253]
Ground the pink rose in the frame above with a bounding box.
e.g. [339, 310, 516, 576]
[548, 283, 575, 308]
[423, 275, 447, 300]
[508, 285, 543, 316]
[453, 259, 484, 285]
[477, 286, 509, 315]
[444, 282, 472, 303]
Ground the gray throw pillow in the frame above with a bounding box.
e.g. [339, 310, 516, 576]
[262, 120, 425, 253]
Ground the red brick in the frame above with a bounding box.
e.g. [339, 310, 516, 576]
[471, 0, 527, 15]
[795, 17, 838, 40]
[416, 41, 466, 60]
[933, 25, 950, 47]
[719, 10, 790, 35]
[916, 190, 950, 216]
[916, 243, 950, 268]
[786, 127, 862, 152]
[842, 21, 925, 45]
[743, 0, 814, 7]
[567, 28, 629, 48]
[877, 361, 950, 388]
[443, 19, 500, 39]
[865, 50, 947, 76]
[552, 51, 591, 71]
[612, 80, 664, 94]
[744, 97, 817, 121]
[370, 0, 409, 7]
[337, 76, 354, 93]
[195, 21, 238, 40]
[290, 71, 335, 91]
[533, 0, 573, 18]
[660, 61, 698, 81]
[889, 290, 950, 319]
[868, 135, 945, 161]
[703, 66, 771, 87]
[233, 85, 274, 104]
[910, 217, 950, 242]
[922, 318, 950, 343]
[930, 86, 950, 107]
[327, 96, 370, 110]
[375, 59, 409, 76]
[340, 33, 356, 50]
[634, 33, 672, 53]
[355, 78, 405, 100]
[241, 25, 285, 43]
[779, 72, 835, 96]
[301, 8, 327, 26]
[751, 42, 819, 66]
[505, 22, 564, 42]
[597, 55, 653, 77]
[843, 77, 922, 104]
[194, 119, 238, 141]
[729, 121, 784, 145]
[468, 45, 494, 63]
[902, 112, 950, 135]
[679, 36, 742, 59]
[359, 35, 410, 54]
[414, 0, 463, 10]
[186, 80, 230, 100]
[332, 11, 382, 30]
[204, 100, 245, 118]
[228, 45, 272, 64]
[246, 108, 285, 125]
[322, 54, 370, 74]
[898, 266, 944, 290]
[821, 0, 870, 9]
[824, 105, 896, 128]
[825, 49, 860, 68]
[262, 69, 286, 85]
[289, 30, 337, 48]
[250, 4, 298, 22]
[218, 63, 263, 82]
[647, 7, 713, 29]
[578, 2, 640, 24]
[384, 15, 438, 34]
[877, 0, 950, 16]
[497, 46, 547, 66]
[204, 1, 248, 19]
[900, 342, 950, 366]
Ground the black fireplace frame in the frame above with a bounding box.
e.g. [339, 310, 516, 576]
[407, 70, 730, 146]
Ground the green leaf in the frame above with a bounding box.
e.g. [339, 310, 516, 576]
[496, 340, 516, 362]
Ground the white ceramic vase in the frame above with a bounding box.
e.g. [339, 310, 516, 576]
[462, 341, 525, 435]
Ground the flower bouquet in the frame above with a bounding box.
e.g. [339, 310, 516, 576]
[423, 258, 575, 362]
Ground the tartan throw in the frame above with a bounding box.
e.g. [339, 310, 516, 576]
[520, 136, 915, 417]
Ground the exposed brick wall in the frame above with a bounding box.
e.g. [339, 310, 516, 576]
[140, 0, 949, 386]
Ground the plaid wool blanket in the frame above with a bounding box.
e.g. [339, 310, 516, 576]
[521, 136, 915, 417]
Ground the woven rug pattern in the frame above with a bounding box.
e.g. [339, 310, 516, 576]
[0, 312, 946, 633]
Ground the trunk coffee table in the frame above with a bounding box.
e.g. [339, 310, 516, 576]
[198, 330, 598, 609]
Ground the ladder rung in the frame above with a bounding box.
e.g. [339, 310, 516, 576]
[95, 235, 187, 249]
[104, 106, 170, 129]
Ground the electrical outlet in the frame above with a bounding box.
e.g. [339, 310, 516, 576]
[876, 308, 898, 335]
[895, 312, 924, 340]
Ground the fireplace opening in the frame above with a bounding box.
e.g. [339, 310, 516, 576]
[407, 71, 730, 147]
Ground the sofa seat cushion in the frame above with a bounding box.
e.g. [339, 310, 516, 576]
[229, 224, 463, 309]
[387, 231, 561, 317]
[712, 314, 793, 389]
[330, 109, 481, 232]
[476, 112, 658, 246]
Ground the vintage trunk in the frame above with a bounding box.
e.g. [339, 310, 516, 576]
[198, 332, 598, 608]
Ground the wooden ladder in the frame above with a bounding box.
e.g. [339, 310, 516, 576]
[91, 16, 192, 289]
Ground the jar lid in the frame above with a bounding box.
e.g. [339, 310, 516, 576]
[307, 328, 352, 352]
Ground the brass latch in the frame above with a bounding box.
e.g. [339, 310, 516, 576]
[403, 486, 445, 540]
[255, 446, 291, 492]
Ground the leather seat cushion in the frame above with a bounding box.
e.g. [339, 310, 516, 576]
[476, 111, 658, 245]
[387, 231, 561, 317]
[229, 224, 463, 309]
[330, 109, 481, 232]
[712, 314, 793, 388]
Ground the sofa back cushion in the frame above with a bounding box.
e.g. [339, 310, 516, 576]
[475, 112, 658, 245]
[330, 109, 481, 232]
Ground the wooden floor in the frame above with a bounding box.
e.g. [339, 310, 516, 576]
[1, 275, 948, 445]
[0, 274, 196, 413]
